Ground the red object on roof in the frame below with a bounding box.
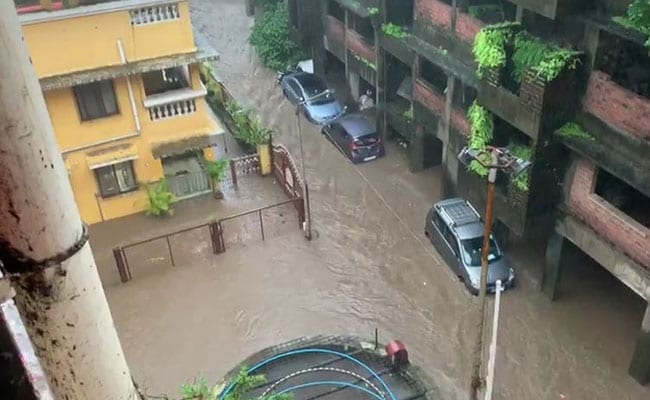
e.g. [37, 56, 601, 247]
[386, 339, 409, 366]
[17, 1, 64, 15]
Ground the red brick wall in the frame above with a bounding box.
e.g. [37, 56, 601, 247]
[414, 79, 470, 136]
[415, 0, 451, 31]
[584, 71, 650, 141]
[347, 29, 377, 63]
[455, 12, 484, 43]
[567, 158, 650, 267]
[325, 15, 345, 44]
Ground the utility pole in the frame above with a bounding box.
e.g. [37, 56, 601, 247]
[0, 4, 139, 399]
[457, 146, 531, 400]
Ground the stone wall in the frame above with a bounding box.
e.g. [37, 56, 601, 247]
[454, 9, 483, 43]
[415, 0, 451, 30]
[325, 15, 345, 44]
[567, 157, 650, 268]
[584, 71, 650, 142]
[414, 79, 470, 136]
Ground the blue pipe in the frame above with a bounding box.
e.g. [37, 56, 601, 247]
[276, 380, 385, 400]
[219, 348, 397, 400]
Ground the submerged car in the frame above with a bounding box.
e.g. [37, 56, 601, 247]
[424, 198, 515, 295]
[321, 113, 385, 163]
[279, 71, 345, 124]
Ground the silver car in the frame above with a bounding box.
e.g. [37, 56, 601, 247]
[279, 71, 345, 125]
[424, 198, 515, 295]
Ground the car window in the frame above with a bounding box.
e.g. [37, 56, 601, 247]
[461, 236, 502, 267]
[288, 80, 302, 97]
[433, 212, 459, 257]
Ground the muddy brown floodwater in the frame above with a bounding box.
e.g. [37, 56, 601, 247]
[99, 1, 650, 399]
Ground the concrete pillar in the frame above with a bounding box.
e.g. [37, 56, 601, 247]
[348, 71, 360, 102]
[245, 0, 255, 16]
[629, 303, 650, 385]
[515, 5, 524, 22]
[542, 231, 565, 301]
[409, 127, 426, 173]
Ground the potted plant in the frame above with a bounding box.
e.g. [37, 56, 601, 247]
[144, 179, 175, 217]
[205, 158, 229, 199]
[239, 116, 274, 176]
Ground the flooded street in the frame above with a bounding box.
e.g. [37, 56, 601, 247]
[100, 1, 650, 399]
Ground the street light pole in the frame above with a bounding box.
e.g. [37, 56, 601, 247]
[470, 149, 498, 400]
[294, 106, 312, 240]
[457, 146, 531, 400]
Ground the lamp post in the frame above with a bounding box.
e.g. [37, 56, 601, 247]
[457, 145, 532, 400]
[293, 89, 336, 240]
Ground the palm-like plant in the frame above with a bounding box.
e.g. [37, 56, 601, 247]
[144, 179, 175, 217]
[205, 159, 229, 199]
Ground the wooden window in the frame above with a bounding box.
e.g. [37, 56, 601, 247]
[95, 161, 137, 198]
[74, 80, 119, 121]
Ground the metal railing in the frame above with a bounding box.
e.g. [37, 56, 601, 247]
[165, 170, 211, 199]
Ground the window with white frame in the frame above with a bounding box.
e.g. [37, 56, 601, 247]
[95, 161, 137, 198]
[74, 80, 119, 121]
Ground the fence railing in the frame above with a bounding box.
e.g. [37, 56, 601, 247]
[113, 199, 304, 283]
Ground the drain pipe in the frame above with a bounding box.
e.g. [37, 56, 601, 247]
[116, 39, 141, 133]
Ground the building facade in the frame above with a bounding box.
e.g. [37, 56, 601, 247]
[288, 0, 650, 385]
[17, 0, 223, 224]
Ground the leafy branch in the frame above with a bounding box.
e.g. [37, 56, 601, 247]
[556, 122, 595, 141]
[250, 1, 305, 71]
[466, 101, 494, 177]
[382, 23, 409, 39]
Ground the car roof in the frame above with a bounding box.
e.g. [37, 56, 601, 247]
[434, 198, 484, 240]
[337, 113, 376, 137]
[291, 72, 325, 88]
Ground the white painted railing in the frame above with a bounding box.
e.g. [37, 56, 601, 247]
[130, 4, 180, 25]
[148, 99, 197, 121]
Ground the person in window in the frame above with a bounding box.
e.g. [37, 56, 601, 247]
[359, 89, 375, 111]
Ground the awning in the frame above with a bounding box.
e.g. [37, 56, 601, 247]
[150, 125, 225, 159]
[39, 30, 219, 91]
[85, 143, 138, 170]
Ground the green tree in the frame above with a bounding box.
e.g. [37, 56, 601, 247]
[250, 2, 305, 71]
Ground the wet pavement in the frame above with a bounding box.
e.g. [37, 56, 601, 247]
[98, 1, 650, 399]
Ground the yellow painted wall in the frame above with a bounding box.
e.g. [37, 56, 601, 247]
[64, 140, 165, 225]
[45, 77, 138, 151]
[50, 67, 215, 224]
[22, 1, 195, 78]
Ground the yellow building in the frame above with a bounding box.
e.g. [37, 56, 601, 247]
[17, 0, 223, 224]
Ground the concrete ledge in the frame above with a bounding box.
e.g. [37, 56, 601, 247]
[558, 214, 650, 301]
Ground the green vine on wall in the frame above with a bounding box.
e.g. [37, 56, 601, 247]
[473, 22, 580, 83]
[556, 122, 595, 141]
[382, 23, 409, 39]
[466, 101, 494, 177]
[367, 7, 379, 16]
[354, 54, 377, 71]
[613, 0, 650, 50]
[472, 21, 519, 78]
[506, 143, 532, 192]
[250, 1, 305, 71]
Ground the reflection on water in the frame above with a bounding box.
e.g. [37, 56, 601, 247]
[100, 1, 650, 400]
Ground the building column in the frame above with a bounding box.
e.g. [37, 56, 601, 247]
[409, 126, 426, 173]
[629, 303, 650, 385]
[542, 231, 566, 300]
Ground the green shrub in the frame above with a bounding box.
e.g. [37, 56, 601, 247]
[206, 159, 229, 181]
[473, 22, 518, 78]
[382, 23, 409, 39]
[614, 0, 650, 50]
[144, 179, 175, 217]
[250, 2, 305, 71]
[466, 101, 494, 177]
[507, 143, 532, 192]
[556, 122, 595, 141]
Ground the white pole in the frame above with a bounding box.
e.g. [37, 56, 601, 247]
[484, 280, 503, 400]
[0, 4, 139, 399]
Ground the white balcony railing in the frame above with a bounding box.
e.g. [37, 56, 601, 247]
[144, 87, 206, 121]
[148, 99, 196, 120]
[130, 4, 180, 25]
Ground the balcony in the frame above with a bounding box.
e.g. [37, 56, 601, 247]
[324, 15, 346, 60]
[413, 78, 471, 137]
[20, 0, 196, 79]
[566, 158, 650, 270]
[507, 0, 580, 20]
[413, 0, 484, 67]
[584, 71, 650, 143]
